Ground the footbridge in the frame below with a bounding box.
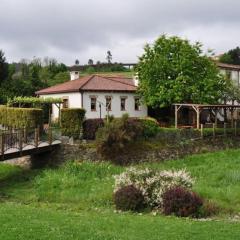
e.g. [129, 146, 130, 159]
[0, 127, 61, 160]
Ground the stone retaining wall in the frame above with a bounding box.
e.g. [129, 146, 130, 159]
[4, 137, 240, 168]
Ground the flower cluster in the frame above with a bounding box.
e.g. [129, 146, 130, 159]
[114, 167, 194, 208]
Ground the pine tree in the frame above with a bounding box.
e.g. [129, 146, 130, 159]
[0, 50, 8, 85]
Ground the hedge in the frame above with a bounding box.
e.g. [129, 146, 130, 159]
[61, 108, 86, 137]
[0, 106, 43, 128]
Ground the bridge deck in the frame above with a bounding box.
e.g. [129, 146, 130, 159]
[0, 140, 61, 161]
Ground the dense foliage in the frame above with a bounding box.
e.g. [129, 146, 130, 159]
[96, 114, 143, 161]
[0, 106, 43, 128]
[162, 186, 203, 218]
[0, 51, 68, 104]
[61, 108, 86, 137]
[219, 47, 240, 65]
[114, 185, 145, 211]
[137, 35, 225, 108]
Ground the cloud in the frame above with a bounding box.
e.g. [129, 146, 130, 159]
[0, 0, 240, 64]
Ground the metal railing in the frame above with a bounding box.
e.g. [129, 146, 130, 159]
[0, 127, 61, 156]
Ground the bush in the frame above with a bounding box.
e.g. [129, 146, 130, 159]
[162, 186, 203, 218]
[83, 119, 104, 140]
[139, 117, 160, 138]
[199, 200, 219, 217]
[61, 108, 86, 137]
[114, 168, 194, 208]
[96, 114, 143, 160]
[0, 106, 43, 128]
[156, 128, 200, 142]
[114, 185, 145, 211]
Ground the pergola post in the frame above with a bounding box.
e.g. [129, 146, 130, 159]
[192, 106, 200, 129]
[214, 109, 218, 127]
[175, 105, 178, 129]
[231, 108, 234, 128]
[196, 107, 200, 129]
[174, 105, 182, 129]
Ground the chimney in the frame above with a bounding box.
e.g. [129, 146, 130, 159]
[133, 74, 139, 86]
[70, 71, 80, 81]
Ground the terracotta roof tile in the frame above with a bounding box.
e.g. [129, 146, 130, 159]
[36, 75, 137, 95]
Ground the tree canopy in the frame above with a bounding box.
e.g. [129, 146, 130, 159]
[0, 53, 68, 104]
[219, 47, 240, 65]
[137, 35, 225, 108]
[0, 50, 8, 84]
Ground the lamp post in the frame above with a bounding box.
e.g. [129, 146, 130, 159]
[99, 103, 102, 119]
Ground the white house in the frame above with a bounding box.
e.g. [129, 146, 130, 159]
[217, 62, 240, 87]
[36, 72, 148, 120]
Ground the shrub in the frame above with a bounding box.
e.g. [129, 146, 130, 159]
[96, 114, 143, 160]
[156, 128, 200, 142]
[61, 108, 86, 137]
[199, 200, 219, 217]
[0, 106, 43, 128]
[114, 185, 145, 211]
[139, 117, 160, 138]
[162, 186, 203, 218]
[114, 168, 194, 208]
[83, 119, 104, 140]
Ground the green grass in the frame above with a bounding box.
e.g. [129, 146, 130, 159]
[1, 149, 240, 239]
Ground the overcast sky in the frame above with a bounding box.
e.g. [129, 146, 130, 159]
[1, 0, 239, 65]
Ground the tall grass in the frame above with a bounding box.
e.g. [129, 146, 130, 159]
[34, 161, 123, 208]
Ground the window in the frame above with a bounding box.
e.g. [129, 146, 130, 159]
[90, 97, 97, 111]
[106, 96, 112, 111]
[120, 97, 126, 111]
[62, 98, 69, 108]
[134, 97, 140, 111]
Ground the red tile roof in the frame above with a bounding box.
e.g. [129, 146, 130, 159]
[36, 75, 137, 95]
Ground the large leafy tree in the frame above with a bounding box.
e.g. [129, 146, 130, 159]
[219, 47, 240, 65]
[137, 35, 225, 108]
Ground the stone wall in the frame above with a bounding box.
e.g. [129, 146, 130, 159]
[4, 136, 240, 168]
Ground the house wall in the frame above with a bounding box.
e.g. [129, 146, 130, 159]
[220, 69, 240, 86]
[82, 91, 147, 119]
[40, 92, 82, 120]
[39, 91, 148, 120]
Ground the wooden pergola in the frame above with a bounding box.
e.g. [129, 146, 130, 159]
[174, 103, 240, 129]
[7, 97, 63, 125]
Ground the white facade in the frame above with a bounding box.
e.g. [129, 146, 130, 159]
[40, 91, 147, 120]
[220, 69, 240, 86]
[82, 91, 147, 119]
[41, 92, 82, 120]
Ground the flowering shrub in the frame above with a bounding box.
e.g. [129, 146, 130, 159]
[114, 167, 194, 208]
[114, 185, 145, 211]
[162, 186, 203, 218]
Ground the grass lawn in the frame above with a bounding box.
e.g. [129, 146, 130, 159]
[1, 149, 240, 239]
